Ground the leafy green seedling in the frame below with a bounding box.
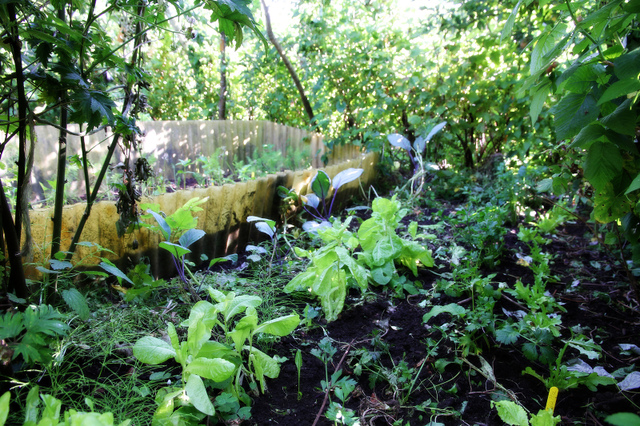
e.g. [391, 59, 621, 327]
[491, 400, 560, 426]
[295, 349, 303, 400]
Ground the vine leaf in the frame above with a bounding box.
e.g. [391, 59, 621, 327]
[71, 89, 115, 131]
[551, 92, 599, 141]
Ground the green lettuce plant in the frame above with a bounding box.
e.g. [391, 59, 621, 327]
[0, 386, 131, 426]
[285, 196, 434, 321]
[357, 196, 434, 292]
[491, 400, 560, 426]
[285, 217, 367, 322]
[133, 286, 299, 424]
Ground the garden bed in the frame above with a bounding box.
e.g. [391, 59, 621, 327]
[4, 170, 639, 425]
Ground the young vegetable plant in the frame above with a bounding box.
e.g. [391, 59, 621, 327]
[278, 168, 364, 233]
[133, 286, 300, 424]
[285, 196, 434, 321]
[0, 386, 132, 426]
[138, 197, 211, 300]
[387, 121, 446, 194]
[284, 216, 368, 322]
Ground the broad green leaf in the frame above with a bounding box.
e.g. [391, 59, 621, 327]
[423, 303, 467, 323]
[530, 409, 561, 426]
[229, 313, 258, 350]
[500, 0, 523, 41]
[529, 80, 551, 125]
[605, 412, 640, 426]
[311, 170, 331, 200]
[552, 92, 599, 141]
[583, 142, 622, 190]
[253, 314, 300, 337]
[387, 133, 412, 152]
[530, 22, 568, 76]
[613, 47, 640, 80]
[593, 184, 632, 223]
[284, 269, 316, 293]
[371, 262, 395, 285]
[570, 123, 607, 149]
[626, 174, 640, 195]
[598, 78, 640, 105]
[0, 392, 10, 426]
[321, 272, 346, 322]
[492, 400, 529, 426]
[247, 346, 280, 379]
[221, 294, 262, 323]
[601, 99, 638, 137]
[49, 259, 72, 270]
[133, 336, 176, 364]
[99, 261, 134, 285]
[179, 229, 205, 249]
[146, 209, 171, 240]
[187, 320, 211, 357]
[184, 357, 236, 382]
[25, 386, 40, 424]
[159, 241, 191, 258]
[185, 374, 215, 416]
[332, 168, 364, 190]
[335, 246, 368, 289]
[61, 288, 90, 321]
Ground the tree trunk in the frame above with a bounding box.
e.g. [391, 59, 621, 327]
[218, 33, 227, 120]
[260, 0, 315, 123]
[0, 179, 28, 299]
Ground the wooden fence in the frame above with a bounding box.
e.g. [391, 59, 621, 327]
[23, 120, 377, 278]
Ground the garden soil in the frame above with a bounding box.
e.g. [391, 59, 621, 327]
[247, 212, 640, 425]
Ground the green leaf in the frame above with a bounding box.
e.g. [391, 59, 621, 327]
[311, 170, 331, 200]
[159, 241, 191, 258]
[371, 262, 395, 285]
[496, 324, 520, 345]
[583, 142, 622, 191]
[601, 99, 638, 137]
[49, 259, 72, 270]
[598, 78, 640, 105]
[332, 168, 364, 190]
[253, 314, 300, 337]
[530, 80, 552, 125]
[70, 89, 116, 131]
[492, 400, 529, 426]
[570, 123, 607, 149]
[422, 303, 467, 323]
[625, 174, 640, 195]
[179, 229, 205, 249]
[501, 0, 523, 42]
[185, 374, 215, 416]
[184, 357, 236, 382]
[99, 260, 134, 285]
[61, 289, 90, 321]
[551, 92, 599, 141]
[145, 209, 171, 240]
[0, 392, 10, 426]
[133, 336, 176, 364]
[530, 409, 561, 426]
[605, 413, 640, 426]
